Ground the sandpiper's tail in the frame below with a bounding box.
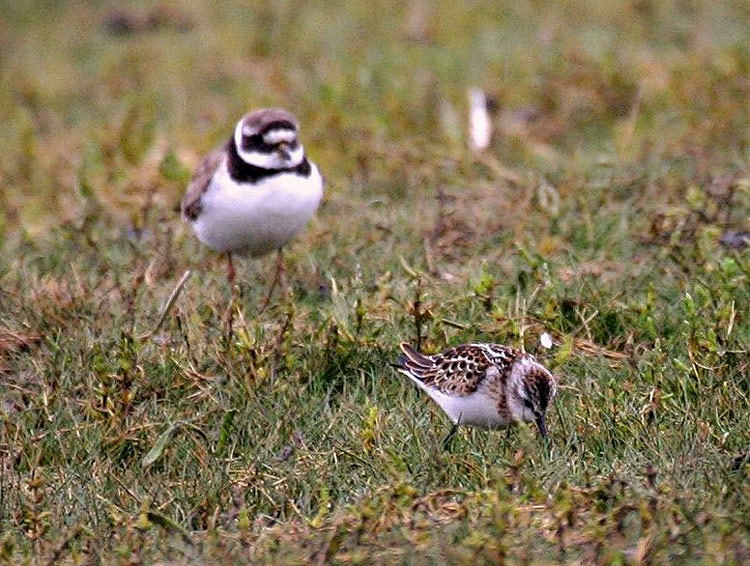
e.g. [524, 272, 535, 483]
[391, 342, 433, 380]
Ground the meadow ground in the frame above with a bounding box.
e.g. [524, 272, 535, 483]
[0, 1, 748, 563]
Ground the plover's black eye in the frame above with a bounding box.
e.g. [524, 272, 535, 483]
[243, 134, 274, 153]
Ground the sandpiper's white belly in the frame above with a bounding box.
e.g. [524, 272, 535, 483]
[192, 164, 323, 256]
[407, 376, 505, 428]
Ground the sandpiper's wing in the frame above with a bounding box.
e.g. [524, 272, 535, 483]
[181, 146, 226, 221]
[394, 342, 518, 396]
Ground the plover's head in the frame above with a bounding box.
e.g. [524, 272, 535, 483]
[506, 355, 557, 438]
[233, 108, 305, 170]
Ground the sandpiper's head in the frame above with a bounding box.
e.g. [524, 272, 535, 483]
[233, 108, 305, 170]
[507, 355, 557, 438]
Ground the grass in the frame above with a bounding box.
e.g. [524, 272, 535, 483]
[1, 0, 749, 563]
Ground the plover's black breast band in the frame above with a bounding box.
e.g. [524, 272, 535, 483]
[227, 138, 311, 184]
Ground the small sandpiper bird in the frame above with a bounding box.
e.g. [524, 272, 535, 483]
[393, 342, 557, 445]
[182, 108, 323, 303]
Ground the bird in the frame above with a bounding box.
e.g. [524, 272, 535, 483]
[392, 342, 557, 446]
[181, 108, 323, 304]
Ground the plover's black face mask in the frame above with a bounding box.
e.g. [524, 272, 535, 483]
[235, 117, 304, 170]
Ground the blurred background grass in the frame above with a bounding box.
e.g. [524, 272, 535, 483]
[1, 0, 747, 239]
[0, 0, 748, 563]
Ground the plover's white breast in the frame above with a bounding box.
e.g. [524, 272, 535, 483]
[192, 162, 323, 256]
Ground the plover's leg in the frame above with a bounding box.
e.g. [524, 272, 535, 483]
[226, 252, 236, 284]
[259, 249, 286, 312]
[223, 252, 240, 341]
[277, 249, 288, 298]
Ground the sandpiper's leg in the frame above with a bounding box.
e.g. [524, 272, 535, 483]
[442, 422, 460, 449]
